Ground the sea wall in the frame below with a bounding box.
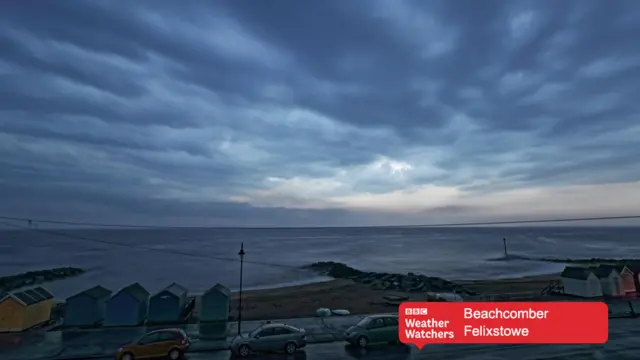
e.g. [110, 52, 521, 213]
[0, 267, 85, 295]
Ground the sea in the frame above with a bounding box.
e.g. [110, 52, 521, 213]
[1, 226, 639, 298]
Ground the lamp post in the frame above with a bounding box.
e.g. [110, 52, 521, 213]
[237, 242, 245, 336]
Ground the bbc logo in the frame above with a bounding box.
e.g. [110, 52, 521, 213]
[405, 308, 428, 315]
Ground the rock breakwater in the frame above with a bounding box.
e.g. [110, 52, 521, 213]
[0, 267, 85, 295]
[303, 261, 476, 296]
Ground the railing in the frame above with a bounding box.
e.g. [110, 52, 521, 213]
[541, 280, 563, 295]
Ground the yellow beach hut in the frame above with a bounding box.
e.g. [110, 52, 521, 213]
[0, 286, 54, 332]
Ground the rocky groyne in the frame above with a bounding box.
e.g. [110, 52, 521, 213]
[303, 261, 477, 296]
[0, 267, 85, 295]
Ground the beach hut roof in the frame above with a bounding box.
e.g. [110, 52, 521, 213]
[76, 285, 112, 300]
[206, 283, 231, 297]
[31, 286, 54, 300]
[560, 266, 592, 280]
[24, 289, 47, 302]
[2, 286, 53, 306]
[117, 283, 150, 302]
[11, 290, 40, 306]
[612, 265, 628, 274]
[618, 264, 640, 274]
[591, 265, 617, 278]
[158, 283, 187, 297]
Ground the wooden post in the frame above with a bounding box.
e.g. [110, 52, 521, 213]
[503, 237, 508, 257]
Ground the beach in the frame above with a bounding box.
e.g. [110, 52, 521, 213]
[220, 273, 560, 321]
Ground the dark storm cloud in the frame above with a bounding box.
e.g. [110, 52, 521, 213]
[0, 0, 639, 226]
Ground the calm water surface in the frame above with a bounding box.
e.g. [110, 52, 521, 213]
[1, 226, 638, 298]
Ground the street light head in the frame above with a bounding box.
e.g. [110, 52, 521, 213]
[238, 242, 245, 256]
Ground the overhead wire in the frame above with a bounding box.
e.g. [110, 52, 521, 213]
[1, 214, 639, 229]
[0, 221, 301, 270]
[0, 215, 190, 229]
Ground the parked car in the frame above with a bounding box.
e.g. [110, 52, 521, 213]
[344, 315, 399, 348]
[116, 328, 191, 360]
[230, 323, 307, 357]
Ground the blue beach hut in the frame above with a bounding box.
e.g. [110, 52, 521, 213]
[104, 283, 150, 327]
[64, 285, 112, 327]
[199, 283, 231, 323]
[147, 283, 188, 324]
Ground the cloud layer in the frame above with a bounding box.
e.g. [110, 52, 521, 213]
[1, 0, 639, 226]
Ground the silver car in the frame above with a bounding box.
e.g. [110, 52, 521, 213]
[229, 323, 307, 357]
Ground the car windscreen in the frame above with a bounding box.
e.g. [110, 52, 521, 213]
[248, 327, 263, 338]
[356, 318, 372, 327]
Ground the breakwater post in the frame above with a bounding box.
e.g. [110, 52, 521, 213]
[503, 237, 508, 257]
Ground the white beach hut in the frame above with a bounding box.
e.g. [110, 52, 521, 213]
[560, 266, 603, 298]
[592, 265, 624, 297]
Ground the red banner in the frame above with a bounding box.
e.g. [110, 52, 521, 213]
[399, 302, 608, 348]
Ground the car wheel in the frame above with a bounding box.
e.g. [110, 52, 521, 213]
[284, 341, 297, 354]
[121, 353, 134, 360]
[356, 335, 369, 348]
[168, 348, 182, 360]
[237, 344, 251, 357]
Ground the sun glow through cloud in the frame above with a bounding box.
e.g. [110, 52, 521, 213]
[0, 1, 639, 226]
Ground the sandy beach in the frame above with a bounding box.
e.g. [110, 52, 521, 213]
[223, 273, 560, 321]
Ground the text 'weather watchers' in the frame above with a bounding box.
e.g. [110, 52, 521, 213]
[399, 302, 608, 349]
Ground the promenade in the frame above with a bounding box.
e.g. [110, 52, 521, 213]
[10, 318, 640, 360]
[0, 315, 367, 360]
[1, 305, 638, 360]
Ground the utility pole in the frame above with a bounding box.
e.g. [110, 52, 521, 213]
[503, 237, 508, 257]
[237, 242, 245, 336]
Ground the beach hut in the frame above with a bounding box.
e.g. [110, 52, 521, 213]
[104, 283, 150, 327]
[593, 265, 625, 297]
[147, 283, 188, 323]
[560, 266, 603, 298]
[613, 265, 640, 293]
[199, 284, 231, 323]
[64, 285, 112, 327]
[0, 286, 54, 332]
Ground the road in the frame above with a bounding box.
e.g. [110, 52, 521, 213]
[88, 318, 640, 360]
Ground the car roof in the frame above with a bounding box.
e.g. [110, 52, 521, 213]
[257, 323, 300, 330]
[261, 323, 287, 329]
[366, 314, 397, 319]
[148, 328, 185, 334]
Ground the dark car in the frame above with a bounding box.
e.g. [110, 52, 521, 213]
[345, 315, 399, 348]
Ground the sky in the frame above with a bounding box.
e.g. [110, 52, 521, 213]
[0, 0, 639, 227]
